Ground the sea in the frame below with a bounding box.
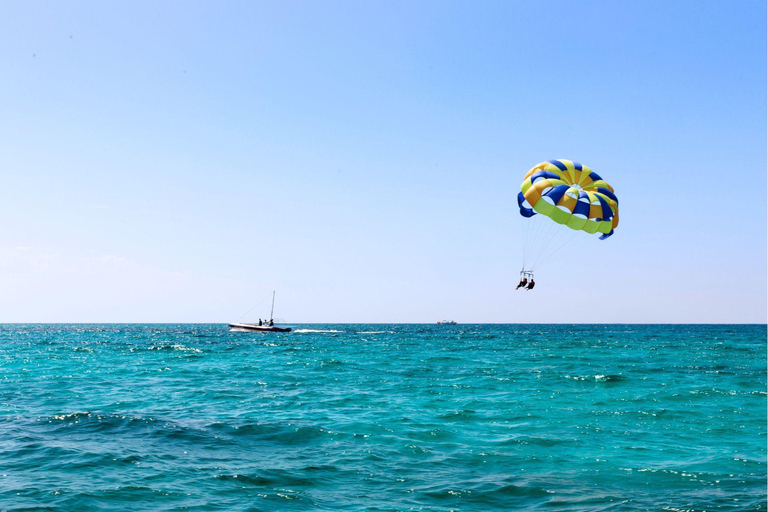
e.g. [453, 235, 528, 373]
[0, 324, 765, 511]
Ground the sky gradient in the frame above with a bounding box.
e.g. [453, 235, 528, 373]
[1, 0, 766, 323]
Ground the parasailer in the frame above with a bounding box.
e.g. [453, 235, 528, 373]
[517, 159, 619, 283]
[515, 270, 534, 290]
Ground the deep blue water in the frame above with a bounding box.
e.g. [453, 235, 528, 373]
[0, 324, 765, 511]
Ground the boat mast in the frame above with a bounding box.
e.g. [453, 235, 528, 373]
[270, 291, 275, 321]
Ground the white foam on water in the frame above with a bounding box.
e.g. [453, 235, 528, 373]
[294, 329, 343, 334]
[148, 343, 202, 353]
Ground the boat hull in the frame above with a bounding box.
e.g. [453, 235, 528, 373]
[229, 323, 292, 333]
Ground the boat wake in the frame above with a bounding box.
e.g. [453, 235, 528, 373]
[294, 329, 343, 334]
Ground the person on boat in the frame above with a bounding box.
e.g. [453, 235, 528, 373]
[526, 278, 535, 290]
[515, 276, 528, 290]
[258, 319, 263, 326]
[268, 319, 274, 326]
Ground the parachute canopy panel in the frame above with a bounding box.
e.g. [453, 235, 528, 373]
[518, 159, 619, 239]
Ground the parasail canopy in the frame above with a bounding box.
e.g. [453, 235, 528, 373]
[518, 159, 619, 239]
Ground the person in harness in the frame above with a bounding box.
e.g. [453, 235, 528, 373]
[517, 271, 535, 290]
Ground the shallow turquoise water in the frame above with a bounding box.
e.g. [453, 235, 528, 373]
[0, 324, 765, 511]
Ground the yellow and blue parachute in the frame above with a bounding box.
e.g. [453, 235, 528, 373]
[518, 159, 619, 239]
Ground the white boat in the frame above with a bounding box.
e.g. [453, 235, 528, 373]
[229, 291, 292, 333]
[229, 322, 291, 333]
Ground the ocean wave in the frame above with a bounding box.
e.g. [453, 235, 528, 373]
[44, 412, 161, 435]
[420, 480, 552, 504]
[40, 414, 337, 448]
[202, 421, 339, 446]
[147, 343, 203, 353]
[565, 374, 626, 383]
[214, 468, 322, 488]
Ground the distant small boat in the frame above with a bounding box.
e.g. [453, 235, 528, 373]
[437, 320, 457, 325]
[229, 291, 292, 333]
[229, 322, 291, 333]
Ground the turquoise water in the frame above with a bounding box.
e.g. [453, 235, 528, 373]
[0, 324, 765, 511]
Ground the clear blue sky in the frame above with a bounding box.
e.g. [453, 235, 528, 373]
[0, 1, 765, 323]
